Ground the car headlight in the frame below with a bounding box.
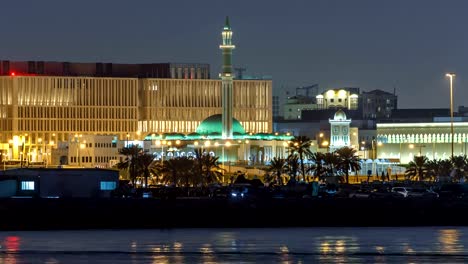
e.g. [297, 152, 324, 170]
[231, 193, 237, 197]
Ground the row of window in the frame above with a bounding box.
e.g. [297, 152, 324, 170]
[18, 119, 136, 132]
[70, 156, 117, 163]
[21, 181, 116, 191]
[18, 106, 137, 119]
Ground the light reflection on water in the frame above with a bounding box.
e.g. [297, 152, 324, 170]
[0, 227, 468, 263]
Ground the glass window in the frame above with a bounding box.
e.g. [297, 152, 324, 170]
[21, 181, 35, 190]
[100, 181, 117, 191]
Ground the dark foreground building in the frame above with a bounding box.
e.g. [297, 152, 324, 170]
[0, 168, 119, 198]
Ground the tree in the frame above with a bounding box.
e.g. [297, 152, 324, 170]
[426, 159, 452, 182]
[323, 152, 339, 177]
[194, 149, 223, 185]
[154, 157, 195, 187]
[309, 152, 327, 181]
[268, 157, 287, 185]
[137, 153, 157, 187]
[451, 155, 467, 182]
[285, 154, 300, 184]
[289, 136, 313, 182]
[116, 145, 143, 186]
[335, 147, 361, 184]
[405, 156, 429, 181]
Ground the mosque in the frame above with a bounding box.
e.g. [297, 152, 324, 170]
[141, 17, 294, 166]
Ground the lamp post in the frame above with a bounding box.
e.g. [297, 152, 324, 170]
[446, 73, 455, 158]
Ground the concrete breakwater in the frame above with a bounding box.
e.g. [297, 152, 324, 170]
[0, 197, 466, 230]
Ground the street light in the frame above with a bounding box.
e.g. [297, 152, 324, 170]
[446, 73, 456, 158]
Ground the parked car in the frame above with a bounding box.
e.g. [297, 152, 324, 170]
[369, 188, 404, 199]
[391, 187, 412, 197]
[209, 187, 229, 198]
[229, 184, 251, 199]
[436, 184, 468, 199]
[349, 188, 373, 199]
[407, 188, 439, 198]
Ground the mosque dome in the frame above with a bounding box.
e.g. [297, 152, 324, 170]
[196, 114, 246, 135]
[333, 109, 347, 121]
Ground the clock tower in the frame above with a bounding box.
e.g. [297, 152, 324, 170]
[329, 109, 351, 152]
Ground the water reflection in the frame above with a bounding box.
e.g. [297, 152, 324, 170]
[438, 229, 463, 254]
[4, 236, 20, 253]
[1, 228, 468, 264]
[316, 236, 359, 255]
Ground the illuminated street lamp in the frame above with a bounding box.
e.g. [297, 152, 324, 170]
[446, 73, 456, 158]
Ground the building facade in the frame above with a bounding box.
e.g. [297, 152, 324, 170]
[0, 60, 210, 79]
[0, 76, 272, 163]
[376, 122, 468, 163]
[329, 110, 352, 151]
[360, 89, 397, 119]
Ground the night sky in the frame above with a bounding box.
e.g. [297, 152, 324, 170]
[1, 0, 467, 109]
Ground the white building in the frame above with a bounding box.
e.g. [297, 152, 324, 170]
[329, 110, 352, 151]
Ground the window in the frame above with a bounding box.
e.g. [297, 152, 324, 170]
[100, 181, 117, 191]
[21, 181, 35, 190]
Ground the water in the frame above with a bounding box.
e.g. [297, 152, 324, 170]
[0, 227, 467, 263]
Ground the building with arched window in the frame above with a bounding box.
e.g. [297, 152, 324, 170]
[376, 122, 468, 163]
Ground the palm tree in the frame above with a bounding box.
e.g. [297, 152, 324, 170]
[268, 157, 287, 185]
[285, 154, 300, 184]
[194, 149, 223, 185]
[154, 157, 196, 187]
[405, 156, 429, 181]
[137, 152, 157, 187]
[323, 152, 339, 177]
[309, 152, 327, 181]
[451, 155, 467, 182]
[426, 159, 452, 182]
[289, 136, 313, 182]
[176, 156, 196, 187]
[335, 147, 361, 184]
[116, 145, 143, 186]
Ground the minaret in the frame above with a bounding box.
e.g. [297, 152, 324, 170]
[220, 16, 235, 139]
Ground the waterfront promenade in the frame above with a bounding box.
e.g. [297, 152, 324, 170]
[0, 197, 466, 230]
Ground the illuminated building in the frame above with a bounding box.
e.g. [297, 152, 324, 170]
[219, 16, 235, 139]
[0, 17, 282, 167]
[0, 61, 210, 79]
[377, 122, 468, 163]
[329, 110, 352, 151]
[316, 88, 359, 110]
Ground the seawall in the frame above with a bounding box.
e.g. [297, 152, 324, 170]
[0, 197, 466, 230]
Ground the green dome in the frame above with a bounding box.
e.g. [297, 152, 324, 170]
[196, 114, 246, 135]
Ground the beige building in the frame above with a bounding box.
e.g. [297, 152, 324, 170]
[377, 122, 468, 163]
[0, 76, 272, 163]
[316, 89, 359, 110]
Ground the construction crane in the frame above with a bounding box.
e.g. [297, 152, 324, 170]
[296, 84, 319, 98]
[234, 67, 246, 80]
